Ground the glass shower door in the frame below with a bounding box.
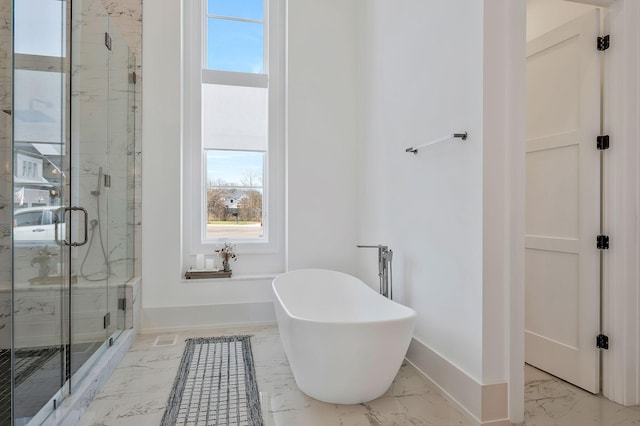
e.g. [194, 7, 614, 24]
[12, 0, 68, 423]
[67, 0, 135, 388]
[68, 0, 110, 387]
[8, 0, 135, 422]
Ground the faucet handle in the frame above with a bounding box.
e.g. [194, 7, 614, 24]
[357, 245, 390, 256]
[384, 249, 393, 260]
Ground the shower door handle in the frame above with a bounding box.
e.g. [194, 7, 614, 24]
[70, 207, 89, 247]
[56, 206, 89, 247]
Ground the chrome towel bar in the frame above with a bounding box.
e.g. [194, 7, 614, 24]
[405, 132, 468, 154]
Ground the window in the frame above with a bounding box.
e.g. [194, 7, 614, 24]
[201, 81, 267, 241]
[206, 0, 265, 73]
[19, 158, 42, 180]
[205, 150, 264, 239]
[183, 0, 284, 271]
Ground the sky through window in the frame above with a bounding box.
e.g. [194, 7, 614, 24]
[206, 150, 264, 186]
[206, 0, 264, 73]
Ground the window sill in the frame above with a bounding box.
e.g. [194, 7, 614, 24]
[180, 272, 280, 284]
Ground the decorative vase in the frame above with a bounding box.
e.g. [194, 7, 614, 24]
[223, 259, 230, 272]
[38, 262, 50, 278]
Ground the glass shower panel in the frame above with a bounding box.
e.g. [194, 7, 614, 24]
[69, 0, 109, 385]
[11, 0, 67, 423]
[0, 0, 12, 423]
[127, 53, 135, 280]
[106, 22, 134, 339]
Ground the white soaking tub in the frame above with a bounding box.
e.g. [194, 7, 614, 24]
[272, 269, 416, 404]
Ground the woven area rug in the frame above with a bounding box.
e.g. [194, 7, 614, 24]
[160, 336, 263, 426]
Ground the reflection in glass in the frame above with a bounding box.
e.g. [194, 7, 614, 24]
[14, 0, 65, 57]
[11, 0, 67, 420]
[13, 70, 64, 144]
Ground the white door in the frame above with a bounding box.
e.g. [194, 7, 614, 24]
[525, 9, 602, 394]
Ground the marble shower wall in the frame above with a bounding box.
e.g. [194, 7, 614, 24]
[70, 0, 132, 286]
[66, 0, 141, 284]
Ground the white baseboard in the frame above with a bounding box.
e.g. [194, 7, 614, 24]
[406, 337, 509, 425]
[141, 301, 276, 333]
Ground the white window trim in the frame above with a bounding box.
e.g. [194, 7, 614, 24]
[182, 0, 285, 273]
[201, 69, 268, 88]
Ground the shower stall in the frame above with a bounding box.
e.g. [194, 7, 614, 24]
[0, 0, 137, 424]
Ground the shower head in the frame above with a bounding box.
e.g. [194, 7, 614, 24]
[90, 167, 103, 197]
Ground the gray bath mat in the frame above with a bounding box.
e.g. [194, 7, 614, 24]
[160, 335, 263, 426]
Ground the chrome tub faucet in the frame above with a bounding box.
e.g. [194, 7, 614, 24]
[357, 244, 393, 299]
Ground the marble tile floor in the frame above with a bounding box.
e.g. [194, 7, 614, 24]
[77, 325, 469, 425]
[521, 364, 640, 426]
[77, 325, 640, 426]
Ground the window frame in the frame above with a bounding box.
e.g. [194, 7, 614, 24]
[182, 0, 284, 271]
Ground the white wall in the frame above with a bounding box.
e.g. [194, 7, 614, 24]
[602, 0, 640, 406]
[141, 0, 183, 312]
[356, 0, 485, 382]
[485, 2, 527, 421]
[286, 0, 359, 274]
[527, 0, 597, 40]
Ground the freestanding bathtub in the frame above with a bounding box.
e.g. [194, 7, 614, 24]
[272, 269, 416, 404]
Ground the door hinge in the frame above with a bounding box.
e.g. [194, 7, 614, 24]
[597, 35, 610, 51]
[118, 297, 126, 311]
[103, 312, 111, 329]
[597, 235, 609, 250]
[105, 32, 112, 51]
[597, 135, 610, 150]
[596, 334, 609, 350]
[130, 71, 137, 85]
[104, 174, 111, 188]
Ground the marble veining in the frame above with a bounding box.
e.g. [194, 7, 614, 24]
[79, 326, 640, 426]
[79, 326, 471, 426]
[520, 365, 640, 426]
